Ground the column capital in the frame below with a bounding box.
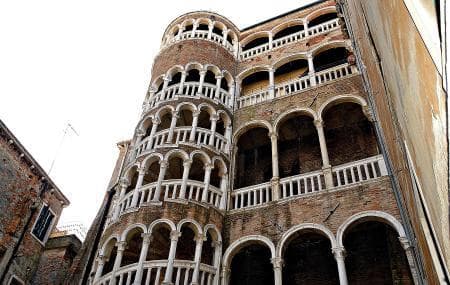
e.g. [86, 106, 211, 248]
[194, 234, 206, 244]
[152, 117, 161, 125]
[215, 74, 224, 80]
[163, 76, 171, 82]
[199, 69, 207, 76]
[314, 119, 324, 128]
[193, 110, 201, 117]
[268, 67, 275, 73]
[116, 241, 127, 251]
[137, 165, 147, 174]
[97, 254, 107, 263]
[210, 114, 219, 121]
[136, 128, 146, 137]
[141, 233, 153, 244]
[332, 246, 346, 259]
[183, 159, 193, 168]
[160, 160, 169, 169]
[211, 240, 222, 248]
[171, 110, 179, 117]
[204, 163, 213, 171]
[269, 131, 278, 140]
[179, 70, 187, 76]
[271, 257, 284, 269]
[119, 177, 130, 188]
[307, 52, 313, 59]
[398, 237, 412, 250]
[148, 86, 157, 93]
[170, 230, 181, 241]
[362, 105, 375, 122]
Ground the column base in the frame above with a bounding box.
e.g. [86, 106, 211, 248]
[322, 166, 334, 189]
[271, 177, 280, 200]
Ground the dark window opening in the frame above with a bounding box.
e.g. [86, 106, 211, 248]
[242, 37, 269, 51]
[32, 205, 55, 243]
[229, 244, 274, 285]
[273, 24, 304, 40]
[186, 69, 200, 82]
[308, 13, 338, 27]
[313, 47, 348, 72]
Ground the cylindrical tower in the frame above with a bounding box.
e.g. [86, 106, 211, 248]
[91, 11, 239, 285]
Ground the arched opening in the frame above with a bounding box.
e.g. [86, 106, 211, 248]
[146, 223, 171, 284]
[186, 69, 200, 82]
[241, 71, 269, 97]
[197, 23, 209, 31]
[282, 230, 339, 284]
[155, 80, 164, 93]
[143, 161, 160, 185]
[278, 114, 322, 179]
[210, 159, 224, 189]
[212, 26, 223, 37]
[274, 59, 309, 86]
[166, 155, 184, 180]
[242, 36, 269, 51]
[141, 118, 154, 138]
[197, 107, 212, 130]
[308, 12, 338, 27]
[216, 112, 228, 136]
[184, 24, 194, 32]
[189, 154, 206, 182]
[176, 224, 197, 261]
[313, 47, 349, 72]
[168, 72, 182, 86]
[176, 107, 194, 127]
[273, 24, 304, 40]
[157, 111, 172, 132]
[125, 166, 139, 194]
[121, 227, 144, 267]
[323, 102, 378, 167]
[101, 238, 118, 276]
[343, 221, 414, 284]
[201, 230, 215, 266]
[172, 27, 179, 37]
[229, 244, 274, 285]
[204, 70, 217, 85]
[234, 127, 272, 188]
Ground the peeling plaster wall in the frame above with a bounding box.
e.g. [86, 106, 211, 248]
[341, 0, 449, 282]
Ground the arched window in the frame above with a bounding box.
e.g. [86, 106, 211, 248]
[308, 12, 338, 27]
[313, 47, 349, 72]
[274, 59, 309, 86]
[242, 36, 269, 51]
[273, 24, 304, 40]
[121, 227, 144, 267]
[229, 244, 274, 285]
[241, 71, 269, 97]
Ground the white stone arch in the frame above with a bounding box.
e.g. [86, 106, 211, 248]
[175, 101, 198, 113]
[212, 20, 227, 32]
[120, 223, 148, 242]
[233, 120, 273, 143]
[271, 18, 305, 38]
[204, 64, 222, 76]
[164, 149, 190, 162]
[177, 218, 203, 236]
[123, 164, 139, 182]
[272, 51, 309, 70]
[237, 65, 271, 83]
[222, 235, 276, 268]
[148, 218, 177, 234]
[222, 70, 235, 87]
[211, 156, 228, 175]
[195, 17, 213, 28]
[197, 102, 217, 116]
[203, 224, 222, 242]
[141, 152, 164, 169]
[180, 18, 196, 31]
[240, 31, 271, 48]
[305, 5, 337, 23]
[168, 24, 181, 37]
[217, 109, 231, 127]
[185, 61, 204, 73]
[138, 114, 156, 132]
[317, 94, 368, 121]
[166, 65, 185, 78]
[273, 107, 318, 135]
[310, 39, 352, 57]
[336, 211, 407, 248]
[190, 149, 212, 165]
[151, 74, 165, 91]
[99, 234, 120, 256]
[155, 104, 176, 120]
[276, 223, 337, 258]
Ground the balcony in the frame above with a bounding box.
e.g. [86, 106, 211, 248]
[95, 260, 217, 285]
[170, 30, 234, 52]
[144, 82, 233, 113]
[237, 63, 358, 109]
[230, 155, 388, 211]
[240, 18, 340, 61]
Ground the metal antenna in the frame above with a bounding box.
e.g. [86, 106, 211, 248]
[48, 122, 79, 174]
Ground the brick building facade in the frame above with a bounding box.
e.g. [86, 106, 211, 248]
[67, 1, 449, 284]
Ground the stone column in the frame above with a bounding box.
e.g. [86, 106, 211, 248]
[153, 160, 168, 202]
[307, 53, 316, 86]
[163, 230, 181, 285]
[233, 41, 239, 57]
[93, 255, 106, 282]
[189, 111, 200, 142]
[176, 25, 182, 40]
[148, 118, 160, 149]
[314, 119, 333, 188]
[221, 268, 230, 285]
[304, 20, 309, 36]
[271, 257, 283, 285]
[197, 70, 207, 95]
[161, 76, 171, 100]
[268, 68, 275, 98]
[131, 166, 146, 208]
[110, 241, 127, 285]
[219, 172, 228, 210]
[179, 159, 192, 200]
[133, 233, 152, 285]
[207, 23, 214, 39]
[191, 22, 198, 37]
[177, 71, 187, 94]
[212, 241, 222, 285]
[191, 235, 205, 285]
[332, 247, 348, 285]
[224, 124, 232, 154]
[214, 75, 223, 101]
[112, 178, 129, 220]
[228, 84, 235, 108]
[268, 32, 273, 49]
[222, 29, 229, 46]
[201, 163, 213, 202]
[209, 114, 219, 146]
[269, 132, 280, 200]
[167, 111, 179, 143]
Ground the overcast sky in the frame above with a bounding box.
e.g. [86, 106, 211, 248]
[0, 0, 318, 230]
